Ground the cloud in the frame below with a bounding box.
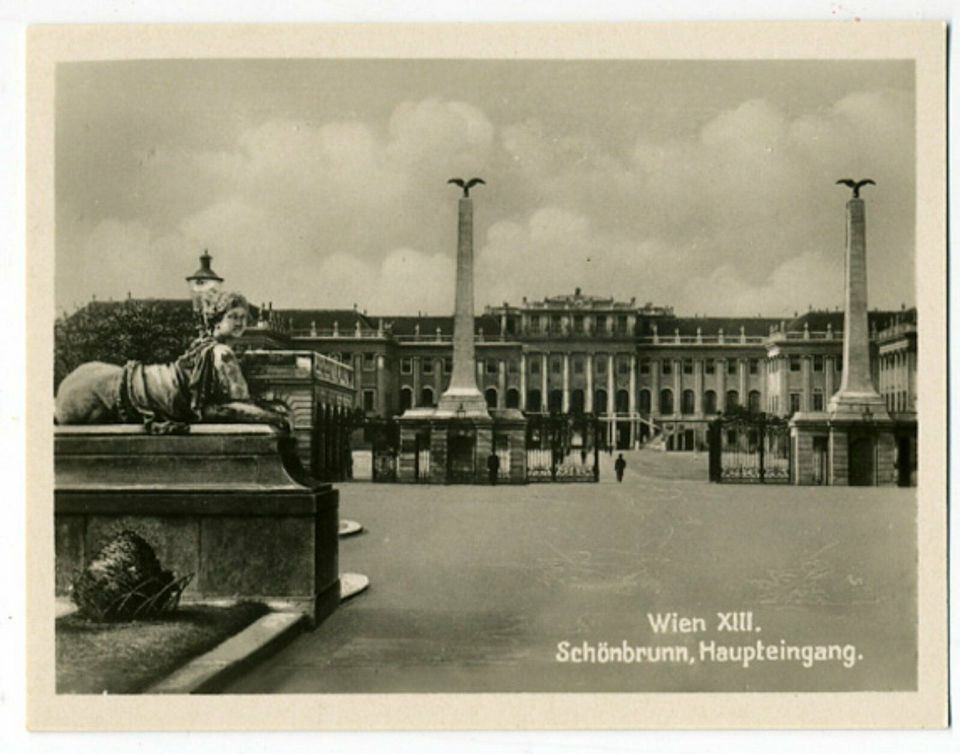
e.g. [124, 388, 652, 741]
[57, 82, 914, 317]
[680, 251, 845, 318]
[476, 207, 663, 308]
[313, 247, 455, 315]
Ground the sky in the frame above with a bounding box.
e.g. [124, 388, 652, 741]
[55, 59, 915, 317]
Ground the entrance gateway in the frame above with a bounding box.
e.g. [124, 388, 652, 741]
[396, 178, 528, 484]
[788, 181, 898, 486]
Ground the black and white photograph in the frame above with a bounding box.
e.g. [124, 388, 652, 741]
[24, 21, 947, 731]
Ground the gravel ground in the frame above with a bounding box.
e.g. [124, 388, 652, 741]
[223, 450, 916, 694]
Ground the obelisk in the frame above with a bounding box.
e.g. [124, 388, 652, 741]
[828, 182, 889, 420]
[437, 178, 490, 417]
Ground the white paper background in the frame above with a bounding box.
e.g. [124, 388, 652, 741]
[2, 1, 957, 752]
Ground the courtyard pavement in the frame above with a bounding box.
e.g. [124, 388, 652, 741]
[222, 450, 916, 694]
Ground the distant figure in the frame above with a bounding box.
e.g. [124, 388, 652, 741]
[614, 453, 626, 483]
[580, 448, 588, 465]
[487, 451, 501, 485]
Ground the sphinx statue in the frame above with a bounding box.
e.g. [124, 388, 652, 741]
[55, 290, 289, 432]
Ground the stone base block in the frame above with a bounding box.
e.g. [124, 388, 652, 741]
[55, 424, 339, 626]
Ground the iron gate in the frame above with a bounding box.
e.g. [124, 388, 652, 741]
[311, 403, 357, 482]
[525, 412, 601, 482]
[708, 409, 791, 484]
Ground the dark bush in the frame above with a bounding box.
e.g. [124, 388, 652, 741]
[71, 530, 192, 621]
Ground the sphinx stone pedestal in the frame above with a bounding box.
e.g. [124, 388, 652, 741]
[55, 424, 340, 625]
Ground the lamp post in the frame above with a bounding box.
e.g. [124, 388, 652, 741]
[186, 250, 224, 334]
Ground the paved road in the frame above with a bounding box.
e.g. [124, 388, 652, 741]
[222, 450, 916, 694]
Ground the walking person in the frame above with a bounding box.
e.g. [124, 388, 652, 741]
[614, 453, 626, 483]
[487, 451, 500, 485]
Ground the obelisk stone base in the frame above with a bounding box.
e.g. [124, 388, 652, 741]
[790, 412, 897, 486]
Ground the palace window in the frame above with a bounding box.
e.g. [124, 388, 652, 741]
[573, 315, 584, 333]
[571, 389, 586, 413]
[789, 355, 801, 372]
[789, 393, 801, 414]
[703, 390, 717, 414]
[486, 359, 498, 374]
[573, 356, 584, 374]
[616, 315, 628, 334]
[705, 358, 715, 375]
[681, 389, 695, 415]
[363, 389, 376, 412]
[551, 357, 562, 374]
[530, 358, 540, 375]
[400, 358, 412, 374]
[597, 315, 608, 332]
[595, 389, 608, 413]
[527, 389, 542, 411]
[639, 358, 650, 375]
[618, 356, 630, 374]
[363, 352, 376, 370]
[662, 360, 672, 376]
[444, 357, 452, 374]
[508, 358, 519, 374]
[683, 359, 693, 375]
[836, 357, 843, 372]
[639, 389, 651, 413]
[749, 358, 759, 375]
[659, 389, 674, 415]
[813, 391, 824, 411]
[727, 360, 737, 376]
[423, 358, 434, 374]
[615, 389, 629, 413]
[548, 390, 563, 412]
[813, 355, 824, 372]
[597, 357, 607, 374]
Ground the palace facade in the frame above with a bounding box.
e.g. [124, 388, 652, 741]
[243, 288, 917, 453]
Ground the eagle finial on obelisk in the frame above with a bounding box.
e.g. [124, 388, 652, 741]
[447, 177, 486, 198]
[835, 178, 876, 198]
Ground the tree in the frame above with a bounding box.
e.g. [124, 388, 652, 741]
[54, 299, 197, 391]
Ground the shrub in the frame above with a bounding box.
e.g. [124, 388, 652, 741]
[71, 530, 192, 621]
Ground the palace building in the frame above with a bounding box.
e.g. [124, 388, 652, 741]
[241, 288, 917, 457]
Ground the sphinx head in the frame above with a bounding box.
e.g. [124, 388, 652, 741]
[203, 290, 249, 340]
